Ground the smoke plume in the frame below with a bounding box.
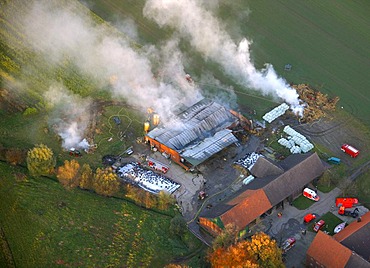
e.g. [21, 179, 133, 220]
[44, 84, 91, 149]
[143, 0, 303, 113]
[13, 1, 204, 114]
[5, 0, 210, 146]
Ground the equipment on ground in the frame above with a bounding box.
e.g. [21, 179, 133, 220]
[338, 206, 359, 218]
[198, 191, 208, 200]
[69, 148, 82, 157]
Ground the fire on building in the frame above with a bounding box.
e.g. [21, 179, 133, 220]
[144, 99, 247, 170]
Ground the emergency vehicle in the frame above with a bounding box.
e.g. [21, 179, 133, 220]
[146, 157, 169, 174]
[341, 144, 359, 158]
[303, 187, 320, 201]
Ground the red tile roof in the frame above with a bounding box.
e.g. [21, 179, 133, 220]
[220, 189, 272, 230]
[307, 231, 352, 267]
[334, 211, 370, 242]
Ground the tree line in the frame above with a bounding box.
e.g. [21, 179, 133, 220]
[1, 143, 175, 211]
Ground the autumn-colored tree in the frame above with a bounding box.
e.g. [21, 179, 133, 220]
[157, 190, 175, 210]
[208, 232, 284, 268]
[164, 264, 190, 268]
[212, 223, 238, 250]
[247, 232, 284, 267]
[92, 167, 120, 196]
[79, 163, 93, 190]
[57, 160, 80, 189]
[5, 148, 24, 165]
[208, 240, 258, 268]
[26, 144, 56, 176]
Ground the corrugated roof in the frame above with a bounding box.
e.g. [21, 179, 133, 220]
[182, 129, 238, 166]
[146, 99, 237, 150]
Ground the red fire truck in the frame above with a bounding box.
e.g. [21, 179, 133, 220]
[146, 157, 169, 174]
[335, 197, 358, 208]
[341, 144, 359, 158]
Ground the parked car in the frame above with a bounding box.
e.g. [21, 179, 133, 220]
[281, 237, 296, 253]
[304, 213, 317, 224]
[313, 220, 325, 232]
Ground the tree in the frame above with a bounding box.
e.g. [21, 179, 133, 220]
[57, 160, 80, 189]
[93, 167, 120, 196]
[79, 163, 93, 190]
[26, 144, 55, 176]
[157, 190, 175, 210]
[169, 215, 187, 238]
[212, 223, 238, 250]
[208, 232, 284, 268]
[5, 148, 24, 165]
[208, 241, 258, 267]
[247, 232, 284, 267]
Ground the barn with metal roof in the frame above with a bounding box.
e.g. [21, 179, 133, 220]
[145, 99, 239, 170]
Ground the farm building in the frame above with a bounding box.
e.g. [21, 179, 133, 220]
[199, 152, 326, 236]
[144, 99, 239, 170]
[306, 211, 370, 268]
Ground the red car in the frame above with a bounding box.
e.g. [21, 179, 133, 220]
[281, 237, 296, 253]
[304, 213, 316, 224]
[313, 220, 325, 232]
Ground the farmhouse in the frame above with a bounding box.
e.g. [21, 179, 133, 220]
[145, 99, 239, 170]
[306, 211, 370, 268]
[199, 152, 325, 236]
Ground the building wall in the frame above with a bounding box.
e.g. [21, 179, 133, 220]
[145, 136, 190, 170]
[198, 217, 223, 236]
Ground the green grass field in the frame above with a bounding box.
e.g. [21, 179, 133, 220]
[80, 0, 370, 126]
[0, 163, 202, 267]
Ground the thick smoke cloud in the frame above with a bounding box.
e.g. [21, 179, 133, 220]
[13, 0, 204, 147]
[143, 0, 303, 113]
[44, 84, 91, 149]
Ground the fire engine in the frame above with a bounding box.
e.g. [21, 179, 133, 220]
[335, 197, 358, 208]
[146, 157, 169, 174]
[341, 144, 359, 158]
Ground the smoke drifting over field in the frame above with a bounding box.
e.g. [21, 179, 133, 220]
[11, 0, 204, 147]
[143, 0, 303, 112]
[44, 84, 91, 149]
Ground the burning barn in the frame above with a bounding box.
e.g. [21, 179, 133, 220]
[145, 99, 239, 170]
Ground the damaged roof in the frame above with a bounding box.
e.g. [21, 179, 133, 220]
[181, 129, 238, 166]
[146, 99, 238, 165]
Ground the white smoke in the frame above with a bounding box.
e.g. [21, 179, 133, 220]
[143, 0, 304, 114]
[14, 0, 203, 122]
[44, 84, 91, 149]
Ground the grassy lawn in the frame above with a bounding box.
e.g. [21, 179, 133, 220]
[292, 195, 316, 210]
[307, 212, 344, 236]
[0, 163, 202, 267]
